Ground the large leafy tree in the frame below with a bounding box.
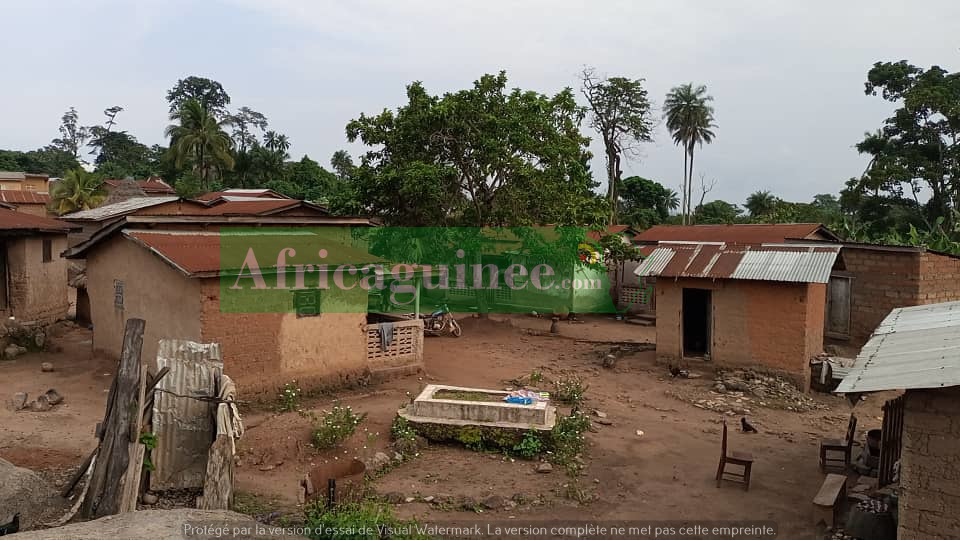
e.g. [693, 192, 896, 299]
[845, 61, 960, 236]
[0, 147, 79, 176]
[580, 68, 655, 223]
[695, 200, 742, 224]
[49, 168, 107, 215]
[347, 71, 607, 227]
[166, 76, 231, 118]
[664, 84, 717, 225]
[745, 190, 778, 218]
[165, 99, 235, 188]
[50, 107, 91, 163]
[618, 176, 679, 228]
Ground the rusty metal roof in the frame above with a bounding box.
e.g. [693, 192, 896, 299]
[835, 301, 960, 393]
[634, 223, 840, 244]
[0, 207, 74, 232]
[635, 242, 840, 283]
[62, 196, 179, 221]
[0, 190, 51, 204]
[140, 198, 327, 217]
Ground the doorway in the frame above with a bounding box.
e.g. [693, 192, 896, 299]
[682, 288, 711, 358]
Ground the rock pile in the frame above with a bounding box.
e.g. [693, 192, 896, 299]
[708, 369, 824, 413]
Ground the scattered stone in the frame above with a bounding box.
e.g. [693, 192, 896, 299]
[3, 345, 21, 360]
[595, 418, 613, 426]
[481, 494, 507, 510]
[9, 392, 27, 411]
[535, 462, 553, 473]
[365, 452, 391, 472]
[602, 354, 616, 368]
[29, 395, 52, 412]
[40, 362, 54, 372]
[44, 388, 63, 405]
[457, 496, 478, 510]
[258, 464, 276, 472]
[593, 410, 607, 418]
[404, 496, 416, 503]
[142, 492, 159, 505]
[635, 430, 644, 438]
[423, 495, 435, 503]
[383, 492, 405, 504]
[712, 383, 726, 393]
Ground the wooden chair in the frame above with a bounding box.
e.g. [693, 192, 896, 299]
[820, 414, 857, 472]
[716, 419, 754, 491]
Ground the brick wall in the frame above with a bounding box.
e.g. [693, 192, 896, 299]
[655, 278, 824, 388]
[2, 235, 69, 324]
[200, 280, 371, 399]
[840, 248, 922, 344]
[919, 252, 960, 305]
[899, 387, 960, 539]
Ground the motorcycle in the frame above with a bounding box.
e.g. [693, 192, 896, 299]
[421, 304, 462, 337]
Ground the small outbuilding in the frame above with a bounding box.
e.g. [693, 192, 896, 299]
[0, 208, 74, 324]
[836, 301, 960, 539]
[636, 242, 840, 388]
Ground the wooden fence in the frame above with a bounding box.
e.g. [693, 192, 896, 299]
[879, 394, 905, 486]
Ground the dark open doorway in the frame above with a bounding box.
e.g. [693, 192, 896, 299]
[682, 288, 711, 358]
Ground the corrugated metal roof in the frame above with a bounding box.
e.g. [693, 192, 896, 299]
[62, 196, 178, 221]
[835, 301, 960, 393]
[0, 172, 26, 180]
[0, 190, 50, 204]
[0, 208, 73, 232]
[634, 223, 840, 244]
[634, 242, 839, 283]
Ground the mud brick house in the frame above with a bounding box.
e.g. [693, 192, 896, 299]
[633, 223, 960, 346]
[0, 208, 74, 324]
[0, 171, 51, 192]
[0, 190, 53, 217]
[837, 301, 960, 539]
[636, 242, 840, 388]
[64, 200, 423, 397]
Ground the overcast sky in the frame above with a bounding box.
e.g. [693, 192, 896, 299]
[1, 0, 957, 205]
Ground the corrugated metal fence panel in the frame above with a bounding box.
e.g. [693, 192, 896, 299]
[151, 339, 223, 491]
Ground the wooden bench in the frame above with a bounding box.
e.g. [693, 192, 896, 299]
[813, 473, 847, 528]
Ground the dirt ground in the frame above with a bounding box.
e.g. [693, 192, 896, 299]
[0, 317, 892, 539]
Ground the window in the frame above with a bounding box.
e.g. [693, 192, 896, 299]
[293, 289, 321, 318]
[114, 280, 124, 308]
[42, 239, 53, 263]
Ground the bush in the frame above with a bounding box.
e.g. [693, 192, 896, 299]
[554, 375, 588, 406]
[277, 381, 302, 413]
[305, 501, 422, 540]
[390, 416, 420, 458]
[311, 403, 367, 449]
[550, 411, 590, 474]
[512, 430, 544, 459]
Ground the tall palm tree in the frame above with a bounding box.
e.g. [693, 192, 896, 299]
[745, 190, 779, 218]
[165, 99, 235, 189]
[263, 131, 290, 154]
[49, 168, 107, 215]
[664, 84, 717, 225]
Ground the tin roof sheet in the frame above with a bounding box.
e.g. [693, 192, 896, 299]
[835, 301, 960, 393]
[634, 243, 839, 283]
[61, 196, 178, 221]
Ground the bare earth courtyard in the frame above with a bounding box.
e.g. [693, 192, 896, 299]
[0, 316, 890, 539]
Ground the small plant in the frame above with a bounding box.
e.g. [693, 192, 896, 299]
[311, 403, 367, 449]
[305, 501, 422, 540]
[512, 430, 544, 459]
[139, 432, 158, 472]
[456, 426, 484, 451]
[553, 375, 588, 406]
[550, 411, 590, 475]
[529, 370, 544, 385]
[277, 380, 302, 413]
[390, 415, 420, 458]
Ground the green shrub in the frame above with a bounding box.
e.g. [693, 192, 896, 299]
[553, 375, 588, 406]
[512, 430, 544, 459]
[311, 403, 367, 449]
[305, 501, 423, 539]
[550, 411, 590, 474]
[456, 426, 484, 451]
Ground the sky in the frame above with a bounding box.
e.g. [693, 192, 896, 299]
[1, 0, 958, 206]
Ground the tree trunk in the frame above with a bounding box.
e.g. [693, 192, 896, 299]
[607, 147, 618, 225]
[681, 149, 689, 225]
[688, 149, 696, 224]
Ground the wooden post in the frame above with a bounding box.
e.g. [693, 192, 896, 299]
[414, 277, 421, 319]
[81, 318, 145, 519]
[197, 435, 235, 510]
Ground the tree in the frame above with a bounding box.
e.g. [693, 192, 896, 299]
[90, 131, 157, 178]
[347, 71, 607, 227]
[263, 131, 290, 154]
[695, 200, 741, 224]
[580, 68, 655, 223]
[618, 176, 678, 228]
[166, 76, 231, 117]
[847, 60, 960, 235]
[50, 107, 91, 162]
[745, 190, 778, 218]
[664, 83, 717, 225]
[0, 147, 79, 176]
[49, 168, 107, 215]
[165, 99, 235, 188]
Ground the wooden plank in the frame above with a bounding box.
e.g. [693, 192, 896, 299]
[81, 318, 145, 519]
[197, 435, 235, 510]
[813, 473, 847, 506]
[118, 443, 145, 513]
